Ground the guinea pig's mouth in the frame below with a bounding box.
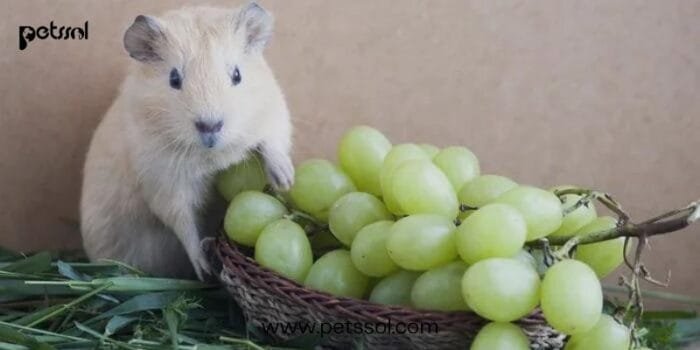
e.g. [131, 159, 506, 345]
[198, 133, 219, 149]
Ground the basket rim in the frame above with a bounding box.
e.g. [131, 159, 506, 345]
[212, 235, 550, 328]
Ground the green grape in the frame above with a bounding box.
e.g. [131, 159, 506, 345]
[380, 144, 429, 214]
[304, 249, 369, 298]
[573, 216, 624, 278]
[328, 192, 392, 245]
[391, 159, 459, 218]
[432, 146, 480, 192]
[461, 258, 540, 322]
[470, 322, 530, 350]
[541, 259, 602, 335]
[216, 155, 267, 201]
[419, 143, 440, 158]
[224, 191, 287, 246]
[350, 221, 398, 277]
[369, 270, 421, 306]
[565, 314, 630, 350]
[338, 126, 392, 196]
[512, 250, 538, 272]
[387, 214, 458, 270]
[549, 193, 597, 237]
[288, 159, 356, 221]
[411, 261, 469, 311]
[456, 204, 527, 264]
[458, 175, 518, 213]
[494, 186, 563, 240]
[254, 219, 313, 283]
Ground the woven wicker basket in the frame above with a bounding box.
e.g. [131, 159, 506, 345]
[208, 236, 566, 350]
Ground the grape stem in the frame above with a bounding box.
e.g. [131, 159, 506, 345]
[284, 209, 329, 238]
[543, 199, 699, 247]
[459, 204, 478, 212]
[533, 187, 700, 347]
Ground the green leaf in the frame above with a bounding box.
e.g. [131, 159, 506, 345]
[13, 305, 65, 327]
[73, 322, 137, 350]
[88, 291, 182, 323]
[104, 316, 136, 336]
[2, 253, 52, 274]
[673, 317, 700, 345]
[191, 346, 235, 350]
[56, 262, 89, 281]
[0, 324, 54, 350]
[164, 308, 180, 349]
[0, 321, 86, 343]
[0, 280, 77, 296]
[0, 341, 28, 350]
[89, 277, 212, 293]
[53, 262, 120, 277]
[52, 341, 99, 350]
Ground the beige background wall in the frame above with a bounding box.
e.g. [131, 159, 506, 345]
[1, 1, 699, 302]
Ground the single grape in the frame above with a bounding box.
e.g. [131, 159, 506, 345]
[391, 159, 459, 218]
[386, 214, 457, 270]
[456, 203, 527, 264]
[350, 221, 398, 277]
[494, 186, 563, 240]
[419, 143, 440, 158]
[573, 216, 624, 278]
[304, 249, 369, 298]
[380, 144, 429, 214]
[470, 322, 530, 350]
[564, 314, 630, 350]
[411, 261, 469, 311]
[461, 258, 540, 322]
[328, 192, 392, 245]
[288, 159, 356, 221]
[338, 126, 392, 196]
[254, 219, 313, 283]
[224, 191, 287, 246]
[432, 146, 480, 192]
[458, 175, 518, 214]
[541, 259, 602, 335]
[549, 193, 597, 237]
[369, 270, 421, 306]
[216, 155, 267, 201]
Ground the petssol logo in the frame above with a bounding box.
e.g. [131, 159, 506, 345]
[19, 21, 88, 51]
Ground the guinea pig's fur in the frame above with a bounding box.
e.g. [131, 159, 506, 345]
[80, 2, 293, 280]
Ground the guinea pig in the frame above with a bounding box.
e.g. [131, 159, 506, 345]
[80, 2, 293, 280]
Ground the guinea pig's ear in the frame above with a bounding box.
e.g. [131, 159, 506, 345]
[123, 15, 165, 62]
[235, 2, 274, 53]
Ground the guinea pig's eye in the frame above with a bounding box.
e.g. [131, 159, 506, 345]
[231, 66, 242, 86]
[169, 68, 182, 90]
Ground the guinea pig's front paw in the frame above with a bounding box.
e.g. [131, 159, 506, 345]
[191, 252, 214, 282]
[259, 145, 294, 191]
[264, 154, 294, 191]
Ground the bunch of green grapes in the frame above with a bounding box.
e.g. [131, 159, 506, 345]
[216, 126, 630, 349]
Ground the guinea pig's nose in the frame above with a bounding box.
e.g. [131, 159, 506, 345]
[194, 120, 223, 148]
[194, 120, 223, 134]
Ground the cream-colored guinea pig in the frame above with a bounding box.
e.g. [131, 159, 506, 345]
[80, 2, 293, 280]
